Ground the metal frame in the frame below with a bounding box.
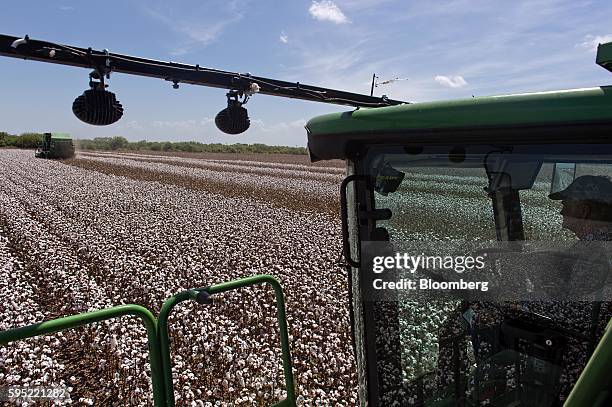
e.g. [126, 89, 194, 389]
[0, 275, 296, 407]
[0, 34, 404, 109]
[349, 142, 612, 406]
[158, 275, 295, 406]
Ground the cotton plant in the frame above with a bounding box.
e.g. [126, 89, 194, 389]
[0, 150, 356, 406]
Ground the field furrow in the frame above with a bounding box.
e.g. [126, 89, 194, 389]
[0, 149, 356, 406]
[82, 151, 346, 178]
[66, 156, 339, 216]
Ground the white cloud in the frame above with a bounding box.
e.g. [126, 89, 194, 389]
[165, 19, 241, 55]
[152, 119, 215, 129]
[280, 32, 289, 43]
[136, 117, 306, 140]
[279, 38, 369, 87]
[153, 119, 194, 129]
[338, 0, 398, 11]
[118, 120, 144, 131]
[577, 34, 612, 53]
[434, 75, 468, 88]
[270, 118, 308, 131]
[59, 5, 74, 11]
[142, 3, 244, 55]
[309, 1, 349, 24]
[246, 118, 306, 132]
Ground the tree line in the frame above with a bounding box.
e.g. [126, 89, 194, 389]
[0, 133, 307, 155]
[0, 132, 42, 148]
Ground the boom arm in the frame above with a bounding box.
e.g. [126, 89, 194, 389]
[0, 34, 405, 108]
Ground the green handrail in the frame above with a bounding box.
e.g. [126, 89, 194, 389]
[158, 289, 198, 406]
[158, 274, 296, 407]
[0, 304, 165, 406]
[1, 274, 611, 405]
[0, 275, 296, 406]
[207, 275, 296, 407]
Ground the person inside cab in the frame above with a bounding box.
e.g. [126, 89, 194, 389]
[547, 175, 612, 299]
[550, 175, 612, 242]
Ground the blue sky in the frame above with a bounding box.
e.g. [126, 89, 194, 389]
[1, 0, 611, 146]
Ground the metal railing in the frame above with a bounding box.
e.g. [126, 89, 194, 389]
[0, 275, 296, 407]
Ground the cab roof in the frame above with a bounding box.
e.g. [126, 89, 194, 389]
[306, 86, 612, 161]
[50, 132, 72, 140]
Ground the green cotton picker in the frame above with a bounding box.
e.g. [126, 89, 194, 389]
[1, 33, 612, 406]
[34, 133, 75, 159]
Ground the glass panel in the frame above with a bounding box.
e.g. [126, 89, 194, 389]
[550, 163, 576, 195]
[362, 144, 612, 406]
[377, 166, 495, 241]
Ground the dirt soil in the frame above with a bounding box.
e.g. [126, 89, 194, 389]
[82, 149, 346, 168]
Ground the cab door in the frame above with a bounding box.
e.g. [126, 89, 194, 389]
[343, 142, 612, 406]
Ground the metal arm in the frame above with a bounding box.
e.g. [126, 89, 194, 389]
[0, 34, 405, 108]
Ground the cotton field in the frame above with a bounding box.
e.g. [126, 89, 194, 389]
[0, 149, 353, 406]
[0, 149, 610, 406]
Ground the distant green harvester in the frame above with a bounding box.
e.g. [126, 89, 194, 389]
[35, 132, 75, 159]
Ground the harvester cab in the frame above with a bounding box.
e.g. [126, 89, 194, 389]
[305, 41, 612, 406]
[34, 132, 75, 159]
[1, 34, 612, 406]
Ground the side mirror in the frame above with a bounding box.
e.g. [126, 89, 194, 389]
[550, 163, 576, 194]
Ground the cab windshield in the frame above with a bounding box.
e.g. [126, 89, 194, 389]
[361, 144, 612, 406]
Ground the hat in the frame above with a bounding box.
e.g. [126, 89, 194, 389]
[549, 175, 612, 203]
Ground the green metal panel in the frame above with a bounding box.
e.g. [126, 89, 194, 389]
[564, 318, 612, 406]
[306, 87, 612, 136]
[597, 42, 612, 73]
